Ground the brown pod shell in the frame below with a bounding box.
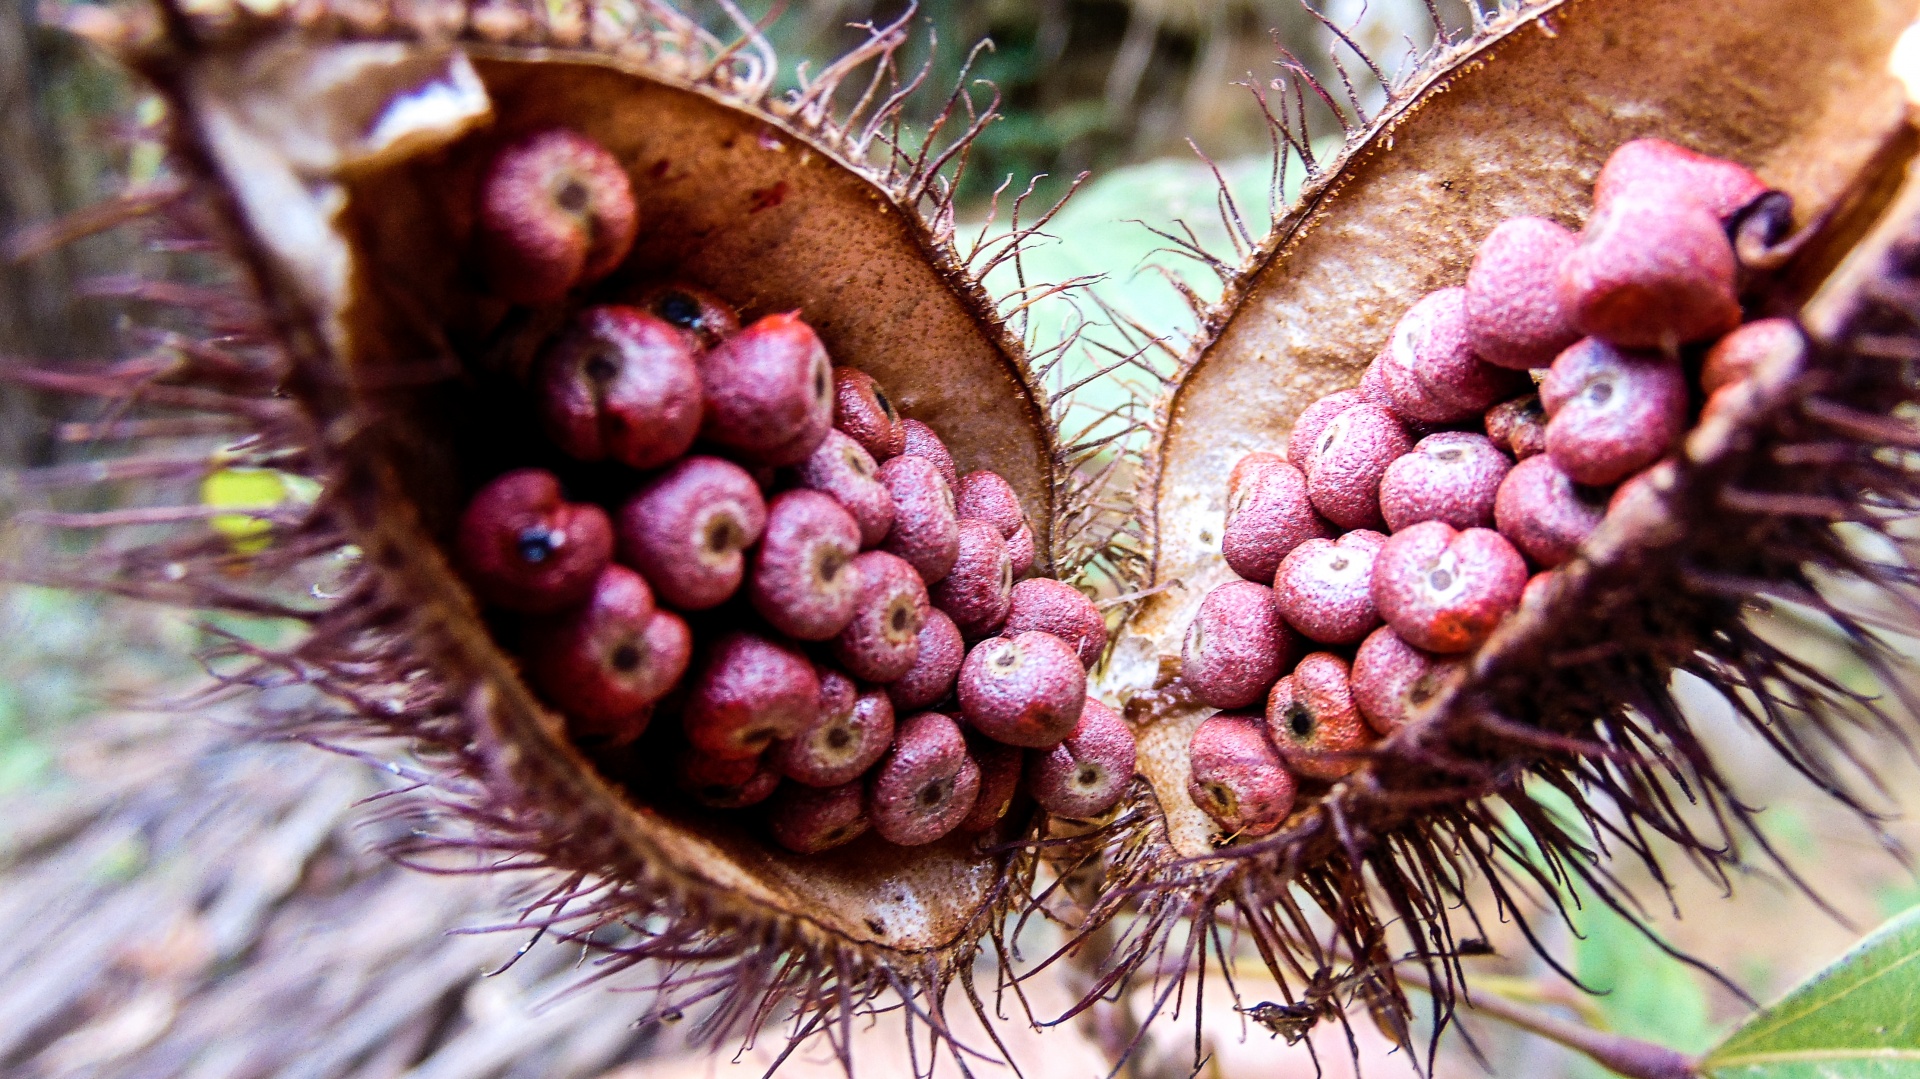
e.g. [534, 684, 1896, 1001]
[108, 13, 1074, 1040]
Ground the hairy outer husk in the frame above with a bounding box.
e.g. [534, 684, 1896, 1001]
[1076, 0, 1920, 1060]
[0, 0, 1154, 1065]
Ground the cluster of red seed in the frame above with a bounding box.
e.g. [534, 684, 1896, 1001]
[449, 128, 1136, 855]
[1183, 139, 1805, 839]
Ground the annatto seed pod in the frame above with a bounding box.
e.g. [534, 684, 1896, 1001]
[18, 0, 1920, 1071]
[1086, 0, 1920, 1064]
[13, 4, 1114, 1064]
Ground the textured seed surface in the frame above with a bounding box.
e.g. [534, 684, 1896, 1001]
[1181, 580, 1296, 709]
[1186, 712, 1297, 838]
[831, 551, 930, 683]
[868, 713, 979, 846]
[1004, 522, 1037, 578]
[457, 468, 612, 614]
[1371, 521, 1528, 653]
[773, 669, 894, 787]
[1466, 216, 1582, 370]
[954, 470, 1027, 539]
[1351, 626, 1461, 735]
[1223, 451, 1330, 582]
[1494, 454, 1609, 568]
[628, 280, 739, 351]
[958, 631, 1087, 748]
[956, 738, 1025, 833]
[698, 312, 835, 466]
[678, 746, 780, 809]
[683, 632, 820, 759]
[1272, 531, 1385, 645]
[1003, 578, 1108, 668]
[833, 367, 906, 460]
[1380, 288, 1530, 422]
[929, 519, 1013, 638]
[1540, 338, 1689, 486]
[1592, 137, 1770, 222]
[1485, 394, 1549, 459]
[528, 565, 687, 739]
[1028, 697, 1137, 819]
[1701, 317, 1805, 395]
[877, 453, 961, 584]
[477, 127, 637, 304]
[617, 456, 766, 611]
[796, 429, 894, 547]
[1559, 197, 1741, 349]
[886, 608, 965, 712]
[535, 305, 702, 469]
[1304, 403, 1413, 530]
[1265, 653, 1374, 780]
[898, 418, 959, 493]
[747, 490, 862, 641]
[767, 780, 870, 854]
[1378, 432, 1513, 533]
[1286, 391, 1362, 467]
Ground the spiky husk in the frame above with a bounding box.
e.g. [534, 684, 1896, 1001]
[0, 0, 1152, 1067]
[1080, 0, 1920, 1064]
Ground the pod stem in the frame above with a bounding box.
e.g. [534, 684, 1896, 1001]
[1400, 965, 1697, 1079]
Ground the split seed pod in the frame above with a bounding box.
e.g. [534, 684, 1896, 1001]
[1090, 0, 1920, 1062]
[3, 0, 1130, 1065]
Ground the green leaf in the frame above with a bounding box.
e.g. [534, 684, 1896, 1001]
[1700, 904, 1920, 1078]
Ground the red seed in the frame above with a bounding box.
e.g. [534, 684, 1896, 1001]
[527, 565, 689, 741]
[1701, 317, 1804, 395]
[477, 128, 636, 304]
[1004, 522, 1038, 579]
[456, 468, 612, 614]
[1370, 521, 1528, 653]
[1303, 402, 1412, 531]
[1028, 697, 1137, 819]
[1558, 198, 1741, 349]
[831, 551, 930, 683]
[1378, 432, 1513, 533]
[1181, 580, 1298, 709]
[1493, 454, 1608, 569]
[616, 456, 766, 611]
[699, 312, 835, 466]
[773, 669, 894, 787]
[955, 738, 1025, 834]
[683, 632, 820, 759]
[898, 418, 959, 492]
[1003, 578, 1108, 669]
[1540, 338, 1689, 486]
[955, 470, 1027, 539]
[628, 280, 740, 350]
[1465, 216, 1582, 370]
[1593, 138, 1770, 223]
[747, 490, 862, 641]
[767, 780, 870, 854]
[1351, 626, 1462, 735]
[834, 367, 907, 460]
[1187, 711, 1296, 838]
[1272, 530, 1385, 646]
[535, 305, 702, 469]
[1287, 391, 1363, 467]
[877, 453, 961, 584]
[1222, 451, 1330, 583]
[796, 429, 895, 547]
[868, 712, 980, 846]
[929, 519, 1013, 638]
[1265, 653, 1374, 780]
[886, 608, 966, 712]
[1379, 288, 1531, 422]
[958, 631, 1087, 748]
[678, 746, 780, 809]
